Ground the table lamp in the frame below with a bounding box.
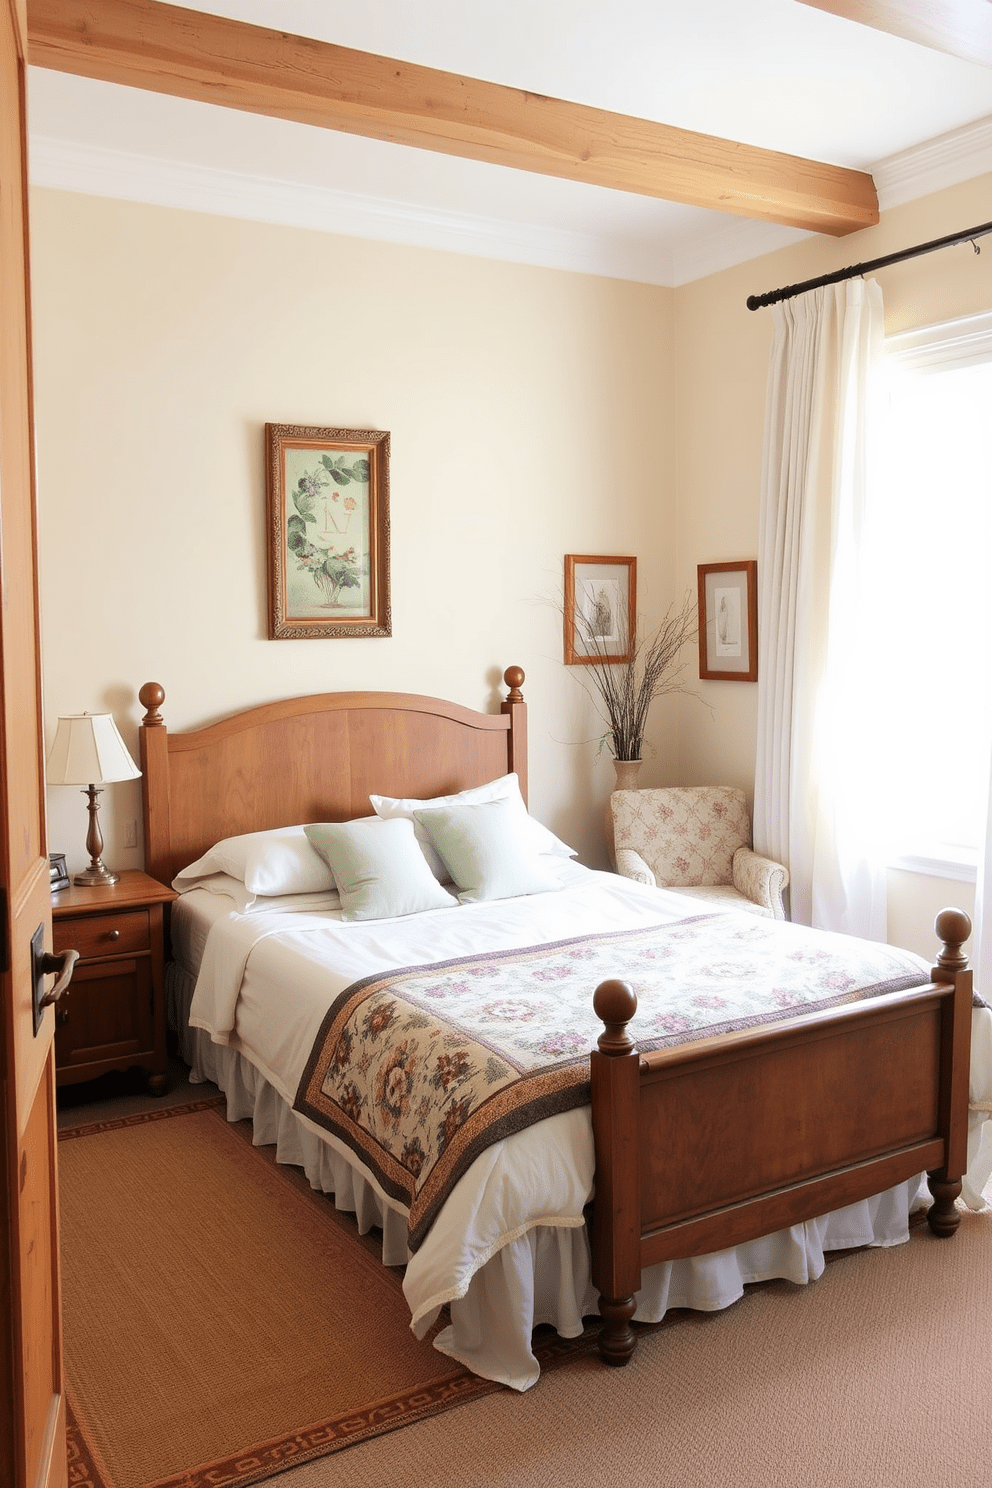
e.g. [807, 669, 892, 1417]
[46, 713, 142, 886]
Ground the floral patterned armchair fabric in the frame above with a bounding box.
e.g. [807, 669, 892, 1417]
[610, 786, 789, 919]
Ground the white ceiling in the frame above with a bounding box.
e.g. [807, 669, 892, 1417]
[26, 0, 992, 286]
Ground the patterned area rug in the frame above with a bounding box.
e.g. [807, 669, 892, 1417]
[58, 1099, 597, 1488]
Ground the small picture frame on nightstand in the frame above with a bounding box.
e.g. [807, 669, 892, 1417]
[49, 853, 70, 894]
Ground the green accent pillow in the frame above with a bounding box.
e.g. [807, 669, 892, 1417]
[413, 797, 563, 904]
[304, 818, 457, 922]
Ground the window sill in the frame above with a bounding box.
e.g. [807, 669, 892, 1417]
[888, 852, 977, 885]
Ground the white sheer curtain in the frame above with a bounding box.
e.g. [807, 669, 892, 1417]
[752, 278, 887, 936]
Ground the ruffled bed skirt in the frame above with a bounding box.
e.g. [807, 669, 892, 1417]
[166, 962, 990, 1391]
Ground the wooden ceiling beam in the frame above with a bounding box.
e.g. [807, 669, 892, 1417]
[797, 0, 992, 69]
[26, 0, 879, 236]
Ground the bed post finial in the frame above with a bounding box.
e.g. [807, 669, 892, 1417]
[934, 908, 971, 975]
[593, 980, 638, 1055]
[139, 682, 166, 727]
[503, 666, 525, 703]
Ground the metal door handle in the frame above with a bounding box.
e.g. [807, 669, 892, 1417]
[32, 926, 79, 1038]
[38, 948, 79, 1008]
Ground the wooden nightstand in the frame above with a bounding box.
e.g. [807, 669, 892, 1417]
[51, 869, 177, 1095]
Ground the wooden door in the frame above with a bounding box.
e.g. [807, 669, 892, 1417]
[0, 1, 68, 1483]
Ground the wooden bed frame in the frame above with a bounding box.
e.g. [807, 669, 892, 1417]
[137, 670, 973, 1371]
[137, 671, 527, 888]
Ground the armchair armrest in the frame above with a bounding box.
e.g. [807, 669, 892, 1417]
[732, 847, 790, 919]
[615, 848, 656, 887]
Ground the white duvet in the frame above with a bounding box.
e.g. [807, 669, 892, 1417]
[180, 864, 992, 1390]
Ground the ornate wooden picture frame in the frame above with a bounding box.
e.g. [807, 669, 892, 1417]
[265, 424, 391, 639]
[697, 560, 757, 680]
[564, 555, 636, 665]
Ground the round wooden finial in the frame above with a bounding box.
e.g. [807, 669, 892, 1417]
[138, 682, 166, 727]
[593, 979, 637, 1055]
[503, 666, 525, 702]
[935, 908, 972, 973]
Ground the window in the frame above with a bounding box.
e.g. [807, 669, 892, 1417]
[862, 311, 992, 878]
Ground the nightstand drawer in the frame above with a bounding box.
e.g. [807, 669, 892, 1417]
[53, 908, 150, 960]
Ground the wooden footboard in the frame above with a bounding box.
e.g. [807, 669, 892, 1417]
[590, 908, 973, 1366]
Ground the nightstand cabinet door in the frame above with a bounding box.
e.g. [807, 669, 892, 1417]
[53, 956, 154, 1074]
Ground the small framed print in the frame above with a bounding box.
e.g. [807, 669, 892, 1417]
[265, 423, 391, 639]
[564, 555, 636, 666]
[697, 561, 757, 681]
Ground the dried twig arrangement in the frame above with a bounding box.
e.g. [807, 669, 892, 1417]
[574, 591, 698, 761]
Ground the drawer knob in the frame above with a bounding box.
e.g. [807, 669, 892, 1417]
[106, 929, 121, 941]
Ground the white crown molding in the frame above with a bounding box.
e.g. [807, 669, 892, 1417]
[28, 115, 992, 287]
[28, 134, 678, 286]
[873, 116, 992, 210]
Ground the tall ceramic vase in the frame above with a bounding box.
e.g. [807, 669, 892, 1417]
[605, 757, 643, 869]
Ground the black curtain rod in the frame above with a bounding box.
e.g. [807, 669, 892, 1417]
[746, 220, 992, 311]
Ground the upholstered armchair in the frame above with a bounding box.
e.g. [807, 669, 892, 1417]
[610, 786, 789, 919]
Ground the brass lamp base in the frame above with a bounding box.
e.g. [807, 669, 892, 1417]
[75, 783, 120, 888]
[74, 864, 120, 887]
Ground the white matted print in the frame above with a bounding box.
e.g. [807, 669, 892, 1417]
[579, 577, 621, 643]
[713, 586, 742, 658]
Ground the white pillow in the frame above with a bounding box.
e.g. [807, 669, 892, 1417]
[304, 817, 457, 921]
[173, 825, 336, 902]
[370, 774, 574, 882]
[414, 797, 563, 904]
[176, 872, 341, 915]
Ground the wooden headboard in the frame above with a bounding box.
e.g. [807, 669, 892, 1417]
[138, 667, 528, 887]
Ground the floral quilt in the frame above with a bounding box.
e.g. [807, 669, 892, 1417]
[293, 911, 929, 1250]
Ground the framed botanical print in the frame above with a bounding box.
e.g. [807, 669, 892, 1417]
[266, 424, 391, 639]
[697, 560, 757, 680]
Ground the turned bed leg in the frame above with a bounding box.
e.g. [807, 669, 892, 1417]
[590, 979, 642, 1368]
[925, 908, 973, 1240]
[925, 1173, 962, 1237]
[598, 1294, 638, 1367]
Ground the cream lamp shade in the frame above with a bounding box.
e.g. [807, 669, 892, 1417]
[46, 714, 141, 886]
[46, 713, 142, 788]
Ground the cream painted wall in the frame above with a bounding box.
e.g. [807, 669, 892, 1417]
[32, 175, 990, 953]
[672, 172, 992, 955]
[31, 189, 676, 875]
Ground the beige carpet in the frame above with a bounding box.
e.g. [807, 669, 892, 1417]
[59, 1096, 992, 1488]
[271, 1203, 992, 1488]
[58, 1100, 588, 1488]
